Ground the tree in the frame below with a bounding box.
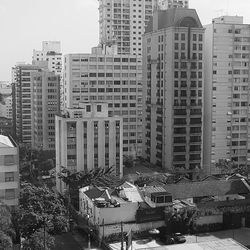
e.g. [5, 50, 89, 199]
[0, 231, 12, 250]
[166, 207, 198, 234]
[15, 182, 68, 240]
[58, 166, 122, 209]
[0, 205, 14, 250]
[216, 159, 238, 175]
[19, 145, 55, 183]
[22, 229, 55, 250]
[123, 155, 134, 168]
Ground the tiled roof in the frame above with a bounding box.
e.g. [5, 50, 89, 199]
[144, 186, 170, 196]
[84, 187, 109, 200]
[202, 175, 220, 181]
[164, 179, 250, 199]
[175, 176, 192, 184]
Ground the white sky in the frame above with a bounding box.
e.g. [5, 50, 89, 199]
[1, 0, 250, 81]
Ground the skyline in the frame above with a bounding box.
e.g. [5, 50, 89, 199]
[1, 0, 250, 81]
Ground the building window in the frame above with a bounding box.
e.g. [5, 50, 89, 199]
[5, 189, 15, 200]
[86, 105, 91, 112]
[5, 172, 14, 182]
[97, 105, 102, 112]
[4, 155, 15, 165]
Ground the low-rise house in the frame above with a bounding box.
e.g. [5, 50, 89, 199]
[143, 186, 172, 208]
[79, 182, 143, 226]
[143, 177, 250, 231]
[79, 177, 250, 239]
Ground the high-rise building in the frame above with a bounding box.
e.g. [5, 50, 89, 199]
[12, 64, 40, 144]
[32, 71, 60, 150]
[32, 41, 62, 75]
[142, 8, 205, 175]
[55, 102, 123, 193]
[98, 0, 157, 56]
[204, 16, 250, 173]
[12, 64, 60, 150]
[64, 49, 143, 156]
[0, 135, 19, 207]
[158, 0, 189, 9]
[0, 82, 12, 119]
[98, 0, 189, 56]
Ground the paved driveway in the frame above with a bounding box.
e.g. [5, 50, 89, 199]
[110, 228, 250, 250]
[186, 227, 250, 247]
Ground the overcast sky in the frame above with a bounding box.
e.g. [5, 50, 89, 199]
[1, 0, 250, 81]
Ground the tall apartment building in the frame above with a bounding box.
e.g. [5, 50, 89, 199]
[158, 0, 189, 9]
[142, 8, 205, 174]
[12, 64, 40, 144]
[99, 0, 157, 56]
[33, 41, 63, 110]
[0, 135, 19, 207]
[204, 16, 250, 172]
[55, 102, 123, 192]
[64, 49, 143, 156]
[12, 64, 60, 150]
[32, 71, 60, 150]
[98, 0, 188, 56]
[0, 82, 12, 119]
[32, 41, 62, 75]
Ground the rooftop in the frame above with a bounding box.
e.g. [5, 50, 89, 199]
[145, 8, 203, 33]
[84, 187, 110, 200]
[0, 135, 15, 148]
[164, 179, 250, 200]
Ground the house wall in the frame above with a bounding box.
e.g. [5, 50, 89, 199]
[94, 202, 139, 225]
[195, 215, 223, 226]
[98, 220, 165, 238]
[79, 188, 139, 225]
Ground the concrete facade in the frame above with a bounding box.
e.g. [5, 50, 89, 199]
[55, 103, 123, 193]
[0, 82, 12, 119]
[32, 71, 60, 150]
[0, 135, 19, 207]
[98, 0, 156, 56]
[12, 64, 60, 150]
[158, 0, 189, 9]
[204, 16, 250, 173]
[63, 52, 143, 157]
[142, 8, 205, 174]
[32, 41, 62, 75]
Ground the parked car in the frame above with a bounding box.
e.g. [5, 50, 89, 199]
[157, 227, 174, 245]
[164, 235, 175, 245]
[173, 233, 186, 243]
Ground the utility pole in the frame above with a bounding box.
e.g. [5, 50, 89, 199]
[44, 218, 46, 250]
[121, 221, 124, 250]
[87, 215, 91, 250]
